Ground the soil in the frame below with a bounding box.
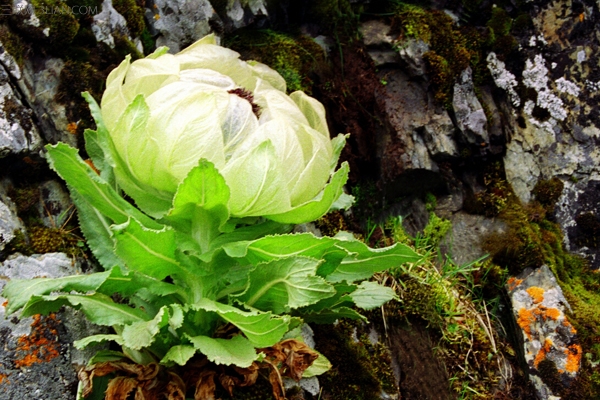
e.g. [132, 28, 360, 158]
[387, 321, 453, 400]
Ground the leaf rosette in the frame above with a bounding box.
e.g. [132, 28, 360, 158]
[2, 35, 421, 399]
[100, 34, 349, 222]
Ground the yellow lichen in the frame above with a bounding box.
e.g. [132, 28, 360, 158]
[507, 277, 523, 291]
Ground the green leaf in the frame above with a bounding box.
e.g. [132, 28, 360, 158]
[236, 257, 335, 314]
[167, 159, 230, 228]
[74, 334, 125, 349]
[298, 283, 355, 314]
[300, 306, 366, 324]
[349, 281, 397, 310]
[222, 233, 337, 265]
[3, 270, 111, 314]
[302, 351, 331, 378]
[192, 298, 289, 348]
[22, 293, 149, 326]
[82, 92, 108, 135]
[169, 304, 185, 330]
[166, 160, 231, 253]
[326, 240, 421, 283]
[71, 190, 125, 270]
[122, 306, 170, 350]
[83, 129, 115, 186]
[186, 334, 257, 367]
[87, 350, 128, 364]
[45, 143, 161, 229]
[161, 344, 196, 366]
[112, 218, 187, 280]
[265, 162, 349, 224]
[98, 268, 186, 300]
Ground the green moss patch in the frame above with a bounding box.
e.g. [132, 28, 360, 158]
[226, 29, 326, 94]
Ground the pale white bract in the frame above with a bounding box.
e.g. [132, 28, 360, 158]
[100, 34, 346, 220]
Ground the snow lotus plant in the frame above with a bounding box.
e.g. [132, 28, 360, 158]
[2, 35, 420, 399]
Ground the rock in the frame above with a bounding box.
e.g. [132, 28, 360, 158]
[0, 64, 43, 157]
[452, 67, 489, 145]
[377, 69, 457, 182]
[220, 0, 269, 32]
[0, 199, 20, 252]
[360, 20, 395, 47]
[441, 212, 507, 266]
[16, 57, 75, 147]
[395, 39, 429, 77]
[506, 265, 581, 400]
[91, 0, 129, 48]
[35, 180, 73, 229]
[0, 253, 105, 400]
[151, 0, 217, 52]
[557, 180, 600, 269]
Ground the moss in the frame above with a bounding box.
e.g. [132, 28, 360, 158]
[532, 177, 564, 212]
[55, 60, 104, 133]
[392, 6, 473, 108]
[315, 211, 349, 237]
[308, 0, 362, 39]
[112, 0, 145, 38]
[313, 321, 397, 400]
[226, 30, 325, 94]
[422, 212, 451, 248]
[0, 24, 28, 67]
[140, 28, 156, 55]
[30, 0, 80, 49]
[113, 33, 143, 60]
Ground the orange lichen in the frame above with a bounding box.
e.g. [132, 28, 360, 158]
[507, 277, 523, 291]
[543, 307, 561, 321]
[565, 344, 582, 373]
[534, 338, 554, 367]
[526, 286, 545, 304]
[66, 122, 78, 135]
[517, 308, 536, 339]
[14, 314, 61, 368]
[0, 373, 7, 384]
[562, 319, 577, 334]
[1, 300, 7, 307]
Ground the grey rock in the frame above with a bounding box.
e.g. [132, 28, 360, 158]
[0, 38, 22, 80]
[92, 0, 129, 48]
[0, 253, 105, 400]
[377, 69, 457, 178]
[441, 212, 507, 266]
[367, 49, 402, 67]
[396, 39, 429, 77]
[152, 0, 216, 52]
[452, 67, 489, 145]
[35, 180, 73, 229]
[16, 57, 75, 147]
[360, 20, 395, 46]
[0, 199, 20, 252]
[506, 265, 580, 400]
[0, 65, 43, 157]
[221, 0, 268, 31]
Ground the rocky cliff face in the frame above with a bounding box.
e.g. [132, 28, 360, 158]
[1, 0, 599, 398]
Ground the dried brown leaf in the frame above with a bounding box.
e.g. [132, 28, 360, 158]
[263, 339, 318, 381]
[166, 372, 186, 400]
[195, 369, 217, 400]
[105, 376, 138, 400]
